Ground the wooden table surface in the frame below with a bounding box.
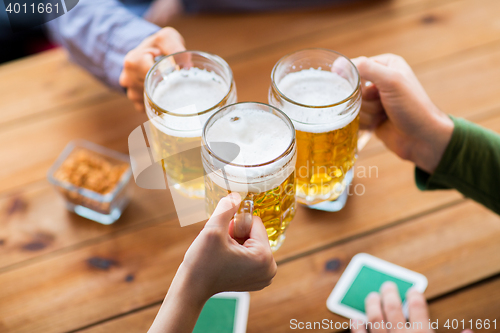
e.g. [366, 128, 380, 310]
[1, 0, 500, 332]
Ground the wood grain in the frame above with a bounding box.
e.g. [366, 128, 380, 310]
[1, 0, 497, 130]
[231, 0, 500, 103]
[0, 0, 454, 127]
[3, 200, 496, 333]
[0, 180, 176, 271]
[3, 31, 500, 196]
[0, 217, 200, 333]
[171, 0, 452, 61]
[77, 304, 159, 333]
[432, 277, 500, 333]
[0, 96, 142, 193]
[2, 80, 500, 278]
[1, 0, 500, 194]
[245, 201, 500, 333]
[0, 146, 459, 272]
[0, 49, 111, 126]
[5, 93, 500, 273]
[78, 272, 500, 333]
[1, 0, 499, 330]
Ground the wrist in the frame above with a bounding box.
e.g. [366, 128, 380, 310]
[412, 110, 454, 174]
[171, 263, 213, 307]
[149, 265, 210, 333]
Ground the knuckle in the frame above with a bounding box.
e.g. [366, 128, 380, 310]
[358, 55, 369, 63]
[253, 249, 275, 272]
[368, 313, 383, 323]
[152, 33, 164, 44]
[123, 55, 137, 70]
[217, 196, 238, 212]
[264, 255, 277, 278]
[155, 27, 185, 49]
[127, 90, 138, 100]
[253, 280, 271, 291]
[203, 227, 222, 241]
[268, 260, 278, 278]
[383, 300, 402, 314]
[386, 70, 405, 87]
[395, 146, 412, 161]
[160, 26, 179, 37]
[387, 53, 412, 71]
[154, 27, 177, 43]
[118, 73, 127, 87]
[262, 277, 274, 288]
[259, 274, 275, 289]
[392, 54, 406, 63]
[134, 102, 145, 112]
[355, 56, 369, 72]
[126, 89, 135, 100]
[408, 293, 427, 309]
[128, 93, 144, 107]
[254, 251, 269, 266]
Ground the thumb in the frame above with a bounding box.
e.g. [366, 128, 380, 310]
[352, 56, 394, 90]
[247, 216, 271, 246]
[139, 47, 162, 79]
[205, 192, 242, 231]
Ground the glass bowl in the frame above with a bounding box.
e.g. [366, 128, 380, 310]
[47, 140, 133, 225]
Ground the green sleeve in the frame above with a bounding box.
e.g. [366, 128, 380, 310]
[415, 116, 500, 215]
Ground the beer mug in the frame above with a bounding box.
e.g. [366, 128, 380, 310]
[202, 102, 297, 252]
[269, 48, 369, 212]
[144, 51, 237, 199]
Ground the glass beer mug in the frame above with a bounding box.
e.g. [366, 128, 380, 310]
[144, 51, 237, 199]
[269, 48, 369, 212]
[202, 102, 297, 252]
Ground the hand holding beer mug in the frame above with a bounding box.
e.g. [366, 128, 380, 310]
[352, 54, 454, 174]
[269, 48, 370, 212]
[144, 51, 237, 199]
[202, 102, 297, 252]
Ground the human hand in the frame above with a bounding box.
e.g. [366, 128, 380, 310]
[179, 192, 277, 301]
[351, 54, 454, 173]
[352, 282, 432, 333]
[148, 193, 276, 333]
[119, 27, 185, 112]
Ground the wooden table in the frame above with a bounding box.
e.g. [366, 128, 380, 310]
[1, 0, 500, 331]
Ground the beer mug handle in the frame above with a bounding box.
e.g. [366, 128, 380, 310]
[357, 79, 374, 151]
[234, 198, 254, 239]
[358, 129, 372, 151]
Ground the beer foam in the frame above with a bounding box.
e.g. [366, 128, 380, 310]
[150, 68, 230, 138]
[153, 68, 228, 112]
[205, 108, 295, 193]
[278, 68, 358, 133]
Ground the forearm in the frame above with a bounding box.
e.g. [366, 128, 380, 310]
[409, 103, 455, 174]
[148, 264, 209, 333]
[416, 116, 500, 215]
[45, 0, 160, 90]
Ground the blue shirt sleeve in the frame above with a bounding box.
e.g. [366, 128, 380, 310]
[46, 0, 160, 90]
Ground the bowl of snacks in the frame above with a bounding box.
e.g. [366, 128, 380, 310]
[47, 140, 133, 225]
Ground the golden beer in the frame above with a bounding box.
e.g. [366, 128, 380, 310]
[202, 102, 297, 251]
[204, 171, 296, 250]
[270, 49, 363, 209]
[148, 125, 205, 197]
[144, 51, 236, 198]
[295, 115, 359, 204]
